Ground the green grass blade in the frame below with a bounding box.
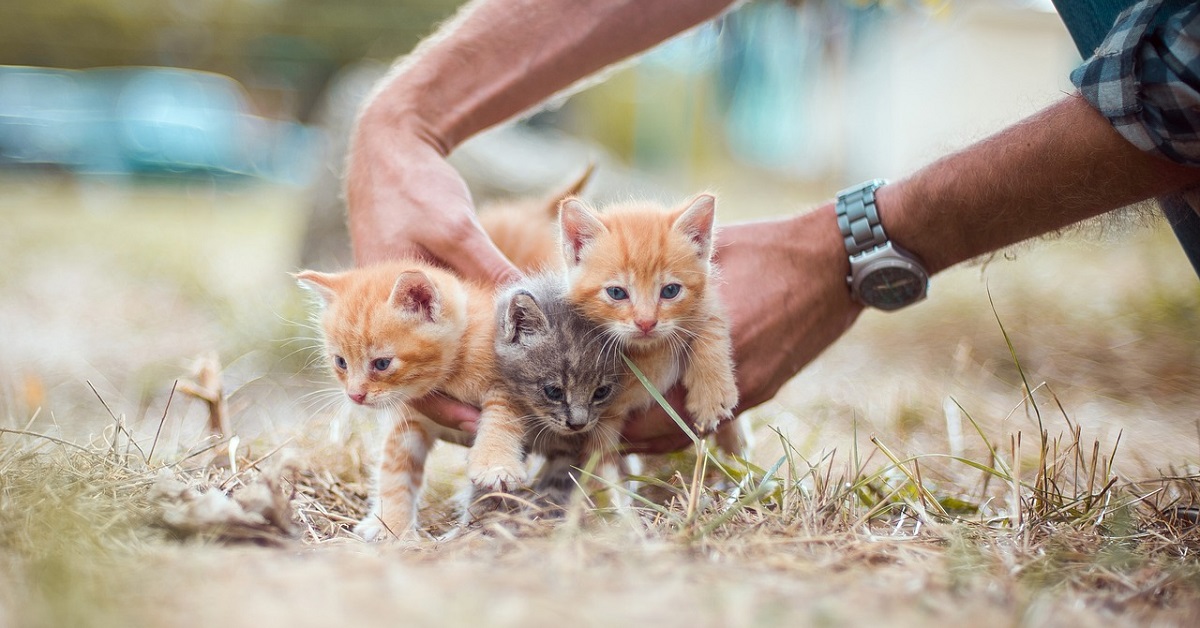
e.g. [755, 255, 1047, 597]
[987, 287, 1044, 436]
[622, 354, 699, 446]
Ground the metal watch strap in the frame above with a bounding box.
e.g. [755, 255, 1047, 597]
[836, 178, 889, 256]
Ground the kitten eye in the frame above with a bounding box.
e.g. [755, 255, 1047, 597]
[543, 385, 565, 401]
[371, 358, 392, 372]
[660, 283, 682, 299]
[333, 356, 348, 370]
[592, 385, 612, 401]
[605, 286, 629, 300]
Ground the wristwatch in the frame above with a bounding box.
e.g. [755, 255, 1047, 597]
[835, 179, 929, 311]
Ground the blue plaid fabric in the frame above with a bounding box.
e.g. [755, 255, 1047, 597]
[1071, 0, 1200, 166]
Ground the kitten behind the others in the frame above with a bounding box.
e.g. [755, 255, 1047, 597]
[478, 164, 594, 273]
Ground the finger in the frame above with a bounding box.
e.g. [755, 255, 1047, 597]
[411, 394, 480, 433]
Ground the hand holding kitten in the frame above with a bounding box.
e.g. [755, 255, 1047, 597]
[345, 113, 518, 288]
[621, 207, 864, 454]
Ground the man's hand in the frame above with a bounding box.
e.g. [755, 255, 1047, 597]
[411, 393, 481, 434]
[622, 206, 863, 454]
[345, 108, 516, 432]
[345, 109, 519, 287]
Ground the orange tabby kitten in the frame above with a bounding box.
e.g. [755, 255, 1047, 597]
[558, 194, 745, 452]
[296, 261, 526, 539]
[478, 164, 593, 273]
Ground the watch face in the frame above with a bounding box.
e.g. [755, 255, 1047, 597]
[859, 265, 927, 311]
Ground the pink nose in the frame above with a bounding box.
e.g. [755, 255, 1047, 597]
[349, 391, 367, 405]
[635, 319, 657, 333]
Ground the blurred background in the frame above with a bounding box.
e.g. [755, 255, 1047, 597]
[0, 0, 1076, 199]
[0, 0, 1080, 264]
[2, 0, 1196, 472]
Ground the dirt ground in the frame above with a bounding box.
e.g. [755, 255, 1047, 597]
[1, 173, 1199, 627]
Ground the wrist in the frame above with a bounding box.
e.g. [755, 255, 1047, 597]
[798, 202, 852, 280]
[872, 178, 954, 275]
[833, 180, 932, 311]
[784, 203, 856, 309]
[356, 70, 453, 158]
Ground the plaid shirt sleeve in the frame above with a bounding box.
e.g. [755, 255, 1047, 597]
[1070, 0, 1200, 166]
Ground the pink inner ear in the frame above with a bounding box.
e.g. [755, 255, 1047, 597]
[567, 232, 590, 264]
[405, 283, 436, 315]
[560, 199, 606, 265]
[390, 272, 440, 322]
[674, 195, 716, 257]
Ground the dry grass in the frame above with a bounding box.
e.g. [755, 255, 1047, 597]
[3, 346, 1200, 627]
[2, 175, 1200, 627]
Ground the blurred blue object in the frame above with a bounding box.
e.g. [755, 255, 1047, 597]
[0, 65, 319, 184]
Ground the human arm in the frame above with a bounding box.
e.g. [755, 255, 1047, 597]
[349, 0, 739, 431]
[622, 93, 1200, 453]
[346, 0, 736, 278]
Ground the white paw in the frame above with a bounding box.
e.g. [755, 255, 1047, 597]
[354, 513, 418, 542]
[687, 385, 738, 436]
[354, 515, 387, 542]
[688, 392, 735, 435]
[469, 463, 528, 493]
[692, 410, 733, 437]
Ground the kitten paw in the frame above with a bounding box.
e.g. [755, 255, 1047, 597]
[691, 409, 735, 437]
[354, 515, 388, 542]
[468, 461, 528, 493]
[686, 388, 738, 437]
[354, 514, 416, 542]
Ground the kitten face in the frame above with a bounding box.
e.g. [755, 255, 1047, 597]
[296, 265, 464, 409]
[495, 277, 623, 438]
[559, 195, 715, 348]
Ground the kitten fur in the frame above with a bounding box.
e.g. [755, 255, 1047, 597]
[478, 163, 594, 273]
[493, 273, 625, 504]
[559, 194, 747, 454]
[296, 261, 527, 539]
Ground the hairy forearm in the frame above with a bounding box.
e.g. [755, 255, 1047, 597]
[878, 94, 1200, 274]
[365, 0, 735, 153]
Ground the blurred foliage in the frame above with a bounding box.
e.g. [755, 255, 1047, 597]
[2, 0, 464, 119]
[0, 0, 956, 124]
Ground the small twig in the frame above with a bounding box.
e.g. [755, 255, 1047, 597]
[147, 380, 178, 466]
[218, 437, 295, 491]
[88, 380, 123, 459]
[0, 427, 96, 456]
[0, 407, 43, 463]
[87, 380, 147, 461]
[685, 442, 705, 523]
[163, 436, 232, 470]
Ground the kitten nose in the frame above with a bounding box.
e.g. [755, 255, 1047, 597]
[634, 319, 657, 333]
[349, 391, 367, 405]
[567, 409, 590, 431]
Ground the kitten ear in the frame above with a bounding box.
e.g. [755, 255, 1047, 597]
[294, 270, 341, 306]
[389, 270, 441, 322]
[559, 198, 607, 266]
[504, 290, 550, 345]
[672, 194, 716, 260]
[543, 162, 596, 219]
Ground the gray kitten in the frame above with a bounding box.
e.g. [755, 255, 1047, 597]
[493, 273, 626, 507]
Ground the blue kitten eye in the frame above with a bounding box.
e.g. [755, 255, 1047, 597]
[333, 356, 348, 370]
[660, 283, 682, 299]
[371, 358, 392, 371]
[605, 286, 629, 300]
[592, 385, 612, 401]
[543, 385, 565, 401]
